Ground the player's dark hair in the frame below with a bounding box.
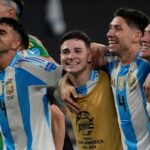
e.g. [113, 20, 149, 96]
[114, 7, 150, 34]
[0, 17, 29, 49]
[60, 30, 91, 48]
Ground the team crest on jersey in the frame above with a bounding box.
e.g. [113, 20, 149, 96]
[0, 81, 2, 96]
[127, 71, 136, 91]
[76, 111, 94, 136]
[6, 79, 14, 98]
[118, 76, 125, 91]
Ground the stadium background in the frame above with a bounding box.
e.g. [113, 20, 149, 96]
[21, 0, 150, 63]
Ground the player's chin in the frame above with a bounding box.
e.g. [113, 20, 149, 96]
[109, 48, 118, 54]
[108, 45, 118, 53]
[65, 68, 76, 74]
[140, 50, 150, 61]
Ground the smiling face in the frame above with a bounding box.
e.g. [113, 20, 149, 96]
[60, 39, 92, 76]
[141, 24, 150, 51]
[107, 16, 142, 56]
[140, 24, 150, 61]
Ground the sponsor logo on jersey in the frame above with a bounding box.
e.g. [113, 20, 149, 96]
[45, 62, 56, 72]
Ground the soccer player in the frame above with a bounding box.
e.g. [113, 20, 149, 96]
[105, 7, 150, 149]
[60, 30, 122, 150]
[0, 1, 68, 149]
[139, 24, 150, 111]
[0, 17, 62, 150]
[140, 24, 150, 62]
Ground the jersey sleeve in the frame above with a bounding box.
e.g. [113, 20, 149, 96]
[18, 55, 62, 87]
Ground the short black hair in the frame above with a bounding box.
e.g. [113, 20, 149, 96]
[60, 30, 91, 48]
[0, 17, 29, 49]
[12, 0, 24, 18]
[114, 7, 150, 34]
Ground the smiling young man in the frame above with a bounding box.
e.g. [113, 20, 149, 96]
[60, 30, 122, 150]
[139, 24, 150, 107]
[140, 24, 150, 61]
[105, 8, 150, 150]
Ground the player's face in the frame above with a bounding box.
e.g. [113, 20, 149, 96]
[141, 24, 150, 51]
[140, 24, 150, 61]
[0, 23, 21, 53]
[107, 16, 141, 56]
[60, 39, 91, 75]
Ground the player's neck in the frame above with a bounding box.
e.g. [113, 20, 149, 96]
[119, 45, 140, 65]
[69, 66, 91, 87]
[0, 50, 16, 70]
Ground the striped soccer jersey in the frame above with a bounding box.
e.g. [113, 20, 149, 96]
[106, 53, 150, 150]
[0, 51, 62, 150]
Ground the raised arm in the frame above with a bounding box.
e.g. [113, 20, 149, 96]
[91, 43, 109, 69]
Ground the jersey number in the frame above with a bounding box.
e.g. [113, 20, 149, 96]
[118, 95, 126, 112]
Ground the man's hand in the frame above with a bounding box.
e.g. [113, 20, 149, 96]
[59, 74, 80, 113]
[144, 73, 150, 103]
[91, 43, 109, 69]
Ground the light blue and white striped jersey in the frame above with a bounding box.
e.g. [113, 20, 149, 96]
[75, 69, 99, 95]
[0, 51, 62, 150]
[106, 53, 150, 150]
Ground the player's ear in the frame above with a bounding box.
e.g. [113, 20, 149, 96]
[87, 50, 92, 63]
[134, 31, 143, 43]
[11, 40, 22, 51]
